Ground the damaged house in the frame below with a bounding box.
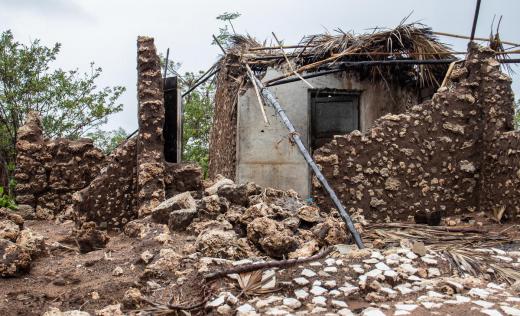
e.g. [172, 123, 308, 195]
[209, 23, 520, 222]
[208, 24, 453, 198]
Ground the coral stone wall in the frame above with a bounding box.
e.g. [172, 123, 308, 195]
[313, 44, 519, 221]
[72, 137, 138, 229]
[136, 36, 166, 217]
[15, 112, 105, 219]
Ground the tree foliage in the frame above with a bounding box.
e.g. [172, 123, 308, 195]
[0, 30, 125, 181]
[212, 11, 241, 48]
[86, 127, 128, 155]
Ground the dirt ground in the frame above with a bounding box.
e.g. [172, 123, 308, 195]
[1, 217, 519, 316]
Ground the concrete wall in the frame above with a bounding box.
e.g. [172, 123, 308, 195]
[236, 68, 420, 198]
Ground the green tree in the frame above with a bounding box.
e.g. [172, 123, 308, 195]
[0, 30, 125, 187]
[212, 11, 241, 48]
[86, 127, 128, 155]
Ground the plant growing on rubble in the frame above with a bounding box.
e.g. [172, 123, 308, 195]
[212, 12, 241, 48]
[0, 30, 125, 182]
[0, 186, 16, 210]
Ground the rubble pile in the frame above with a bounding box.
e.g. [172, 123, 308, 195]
[0, 207, 45, 277]
[136, 175, 352, 260]
[14, 112, 105, 220]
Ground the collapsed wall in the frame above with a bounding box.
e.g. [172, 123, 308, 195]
[14, 112, 105, 219]
[313, 44, 519, 221]
[72, 37, 202, 229]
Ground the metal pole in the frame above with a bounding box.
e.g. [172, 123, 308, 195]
[163, 48, 170, 80]
[247, 71, 365, 249]
[470, 0, 482, 42]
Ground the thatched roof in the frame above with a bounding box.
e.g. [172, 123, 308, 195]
[217, 23, 455, 89]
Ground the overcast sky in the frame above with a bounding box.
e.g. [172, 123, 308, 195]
[1, 0, 519, 133]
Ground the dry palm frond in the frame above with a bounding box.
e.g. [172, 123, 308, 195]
[443, 248, 520, 285]
[236, 269, 278, 297]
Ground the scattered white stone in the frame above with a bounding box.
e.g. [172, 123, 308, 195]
[399, 263, 417, 275]
[312, 296, 327, 306]
[501, 305, 520, 316]
[318, 270, 331, 277]
[427, 291, 445, 299]
[421, 257, 438, 265]
[226, 293, 238, 305]
[311, 307, 328, 314]
[384, 270, 398, 278]
[506, 297, 520, 303]
[362, 307, 385, 316]
[421, 302, 442, 309]
[324, 266, 338, 273]
[282, 298, 301, 309]
[264, 307, 289, 316]
[293, 277, 309, 286]
[469, 288, 491, 299]
[375, 262, 391, 271]
[310, 286, 327, 296]
[331, 300, 348, 308]
[256, 296, 283, 309]
[339, 282, 359, 296]
[427, 268, 441, 278]
[301, 268, 316, 278]
[481, 309, 503, 316]
[365, 269, 383, 278]
[337, 308, 354, 316]
[394, 311, 410, 316]
[216, 304, 233, 315]
[407, 275, 422, 282]
[325, 258, 336, 266]
[140, 250, 154, 263]
[381, 287, 398, 297]
[474, 300, 495, 309]
[112, 266, 123, 276]
[405, 252, 418, 260]
[395, 284, 414, 295]
[309, 261, 322, 267]
[488, 283, 505, 290]
[207, 295, 226, 308]
[236, 303, 256, 316]
[294, 289, 308, 300]
[395, 304, 418, 311]
[372, 251, 384, 260]
[324, 280, 337, 289]
[336, 259, 344, 266]
[313, 280, 322, 286]
[329, 289, 341, 297]
[352, 264, 365, 274]
[445, 295, 471, 305]
[364, 258, 379, 264]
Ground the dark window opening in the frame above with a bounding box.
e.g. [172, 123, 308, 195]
[163, 76, 182, 163]
[310, 90, 360, 152]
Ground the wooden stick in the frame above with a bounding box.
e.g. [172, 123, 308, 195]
[441, 61, 458, 88]
[245, 64, 269, 125]
[272, 32, 314, 89]
[205, 247, 333, 280]
[212, 34, 227, 54]
[249, 44, 317, 51]
[433, 31, 520, 47]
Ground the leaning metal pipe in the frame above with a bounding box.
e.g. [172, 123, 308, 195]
[247, 71, 365, 249]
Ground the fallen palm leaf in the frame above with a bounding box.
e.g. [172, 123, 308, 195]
[236, 269, 278, 297]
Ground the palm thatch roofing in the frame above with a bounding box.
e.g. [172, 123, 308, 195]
[208, 23, 455, 179]
[218, 22, 456, 91]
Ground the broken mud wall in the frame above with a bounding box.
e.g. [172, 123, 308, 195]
[313, 44, 519, 221]
[136, 36, 166, 217]
[14, 112, 105, 219]
[207, 54, 244, 180]
[72, 37, 203, 230]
